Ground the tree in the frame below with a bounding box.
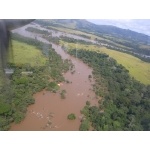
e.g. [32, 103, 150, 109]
[67, 113, 76, 120]
[79, 119, 90, 131]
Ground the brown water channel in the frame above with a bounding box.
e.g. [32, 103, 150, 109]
[10, 24, 98, 131]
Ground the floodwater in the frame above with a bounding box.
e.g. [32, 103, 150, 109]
[10, 24, 98, 131]
[12, 23, 97, 44]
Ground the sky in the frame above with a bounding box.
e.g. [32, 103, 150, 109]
[87, 19, 150, 36]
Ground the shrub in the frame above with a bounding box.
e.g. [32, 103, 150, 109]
[67, 113, 76, 120]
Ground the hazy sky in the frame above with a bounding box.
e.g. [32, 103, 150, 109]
[87, 19, 150, 36]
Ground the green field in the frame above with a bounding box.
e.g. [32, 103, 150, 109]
[10, 40, 47, 66]
[60, 41, 150, 85]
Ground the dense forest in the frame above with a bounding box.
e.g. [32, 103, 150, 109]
[0, 34, 72, 130]
[66, 48, 150, 131]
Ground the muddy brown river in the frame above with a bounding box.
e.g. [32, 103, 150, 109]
[10, 24, 98, 131]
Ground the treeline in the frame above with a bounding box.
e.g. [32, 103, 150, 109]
[108, 46, 150, 63]
[106, 36, 150, 56]
[68, 48, 150, 131]
[0, 36, 72, 130]
[97, 35, 150, 62]
[42, 35, 60, 45]
[19, 26, 60, 45]
[25, 27, 50, 36]
[60, 36, 93, 45]
[74, 34, 91, 40]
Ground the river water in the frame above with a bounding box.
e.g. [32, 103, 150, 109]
[10, 24, 98, 131]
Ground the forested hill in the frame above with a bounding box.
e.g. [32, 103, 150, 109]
[35, 19, 150, 58]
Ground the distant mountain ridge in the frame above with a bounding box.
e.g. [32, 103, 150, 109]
[88, 19, 150, 36]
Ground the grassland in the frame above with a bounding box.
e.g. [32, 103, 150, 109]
[10, 40, 47, 66]
[60, 41, 150, 85]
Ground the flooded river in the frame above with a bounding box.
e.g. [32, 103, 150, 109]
[10, 24, 98, 131]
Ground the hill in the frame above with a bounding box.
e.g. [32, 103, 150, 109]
[88, 19, 150, 36]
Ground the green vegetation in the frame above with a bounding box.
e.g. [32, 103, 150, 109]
[0, 35, 72, 130]
[47, 82, 59, 93]
[86, 101, 91, 106]
[60, 41, 150, 85]
[11, 40, 47, 66]
[60, 90, 66, 99]
[67, 48, 150, 131]
[25, 27, 50, 35]
[79, 119, 90, 131]
[60, 36, 93, 45]
[79, 102, 91, 131]
[42, 35, 60, 45]
[67, 113, 76, 120]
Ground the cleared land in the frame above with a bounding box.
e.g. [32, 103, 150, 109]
[10, 40, 47, 66]
[60, 41, 150, 85]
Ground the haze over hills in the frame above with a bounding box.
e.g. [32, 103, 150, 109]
[87, 19, 150, 36]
